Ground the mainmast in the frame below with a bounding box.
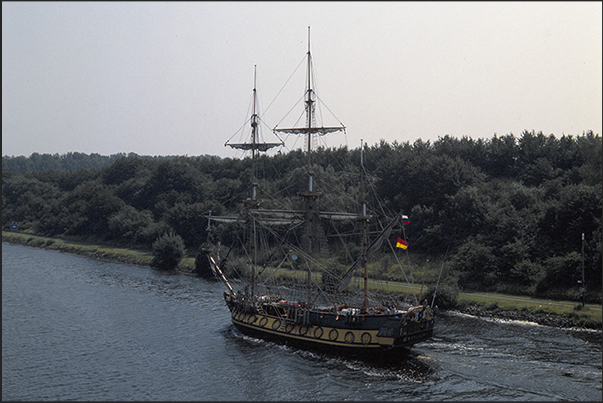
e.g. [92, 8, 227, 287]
[303, 26, 318, 305]
[273, 26, 345, 305]
[305, 26, 314, 190]
[360, 139, 370, 313]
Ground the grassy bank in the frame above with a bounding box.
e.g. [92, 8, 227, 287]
[2, 231, 197, 270]
[3, 230, 601, 330]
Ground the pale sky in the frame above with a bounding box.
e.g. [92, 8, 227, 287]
[2, 1, 602, 159]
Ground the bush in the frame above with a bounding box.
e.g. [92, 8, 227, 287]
[221, 255, 248, 279]
[150, 230, 186, 271]
[421, 283, 460, 309]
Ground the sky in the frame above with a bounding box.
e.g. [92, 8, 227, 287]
[2, 1, 602, 159]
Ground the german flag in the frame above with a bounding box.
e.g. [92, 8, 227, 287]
[396, 237, 408, 249]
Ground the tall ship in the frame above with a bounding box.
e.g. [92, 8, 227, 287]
[205, 28, 435, 359]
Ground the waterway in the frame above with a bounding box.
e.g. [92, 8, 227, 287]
[2, 242, 601, 401]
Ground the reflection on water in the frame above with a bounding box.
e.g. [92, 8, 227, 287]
[226, 324, 436, 382]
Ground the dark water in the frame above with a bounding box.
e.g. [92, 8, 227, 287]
[3, 242, 601, 401]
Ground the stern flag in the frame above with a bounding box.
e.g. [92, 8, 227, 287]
[396, 237, 408, 249]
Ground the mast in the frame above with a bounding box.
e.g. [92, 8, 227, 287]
[251, 65, 259, 202]
[225, 65, 283, 297]
[225, 65, 284, 156]
[306, 26, 313, 191]
[304, 27, 317, 305]
[273, 26, 345, 305]
[250, 66, 259, 296]
[304, 27, 315, 304]
[361, 139, 369, 312]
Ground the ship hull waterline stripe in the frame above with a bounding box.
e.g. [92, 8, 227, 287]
[230, 315, 433, 350]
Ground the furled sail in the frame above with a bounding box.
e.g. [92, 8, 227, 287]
[248, 209, 359, 221]
[225, 142, 283, 152]
[273, 126, 344, 136]
[205, 215, 246, 224]
[318, 211, 360, 221]
[205, 211, 304, 226]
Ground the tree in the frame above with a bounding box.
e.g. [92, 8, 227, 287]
[61, 180, 124, 239]
[107, 205, 155, 246]
[164, 202, 211, 248]
[449, 237, 499, 290]
[2, 132, 601, 301]
[150, 230, 186, 271]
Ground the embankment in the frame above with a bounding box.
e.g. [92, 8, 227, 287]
[451, 302, 601, 331]
[3, 231, 601, 331]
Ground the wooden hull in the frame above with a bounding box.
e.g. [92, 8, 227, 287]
[226, 294, 435, 359]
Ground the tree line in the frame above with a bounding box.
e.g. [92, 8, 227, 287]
[2, 151, 216, 174]
[2, 130, 601, 302]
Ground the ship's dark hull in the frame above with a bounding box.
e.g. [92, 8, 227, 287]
[226, 294, 435, 359]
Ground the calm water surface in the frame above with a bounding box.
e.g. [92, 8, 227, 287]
[3, 242, 601, 401]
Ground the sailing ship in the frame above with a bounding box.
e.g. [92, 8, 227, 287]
[206, 28, 435, 358]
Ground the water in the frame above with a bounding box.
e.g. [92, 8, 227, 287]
[3, 242, 601, 401]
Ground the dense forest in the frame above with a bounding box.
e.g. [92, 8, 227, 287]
[3, 130, 602, 302]
[2, 151, 215, 174]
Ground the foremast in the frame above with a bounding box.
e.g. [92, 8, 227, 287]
[273, 26, 346, 305]
[225, 65, 283, 296]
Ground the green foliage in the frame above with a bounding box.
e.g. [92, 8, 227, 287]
[449, 237, 499, 289]
[164, 202, 211, 248]
[222, 255, 250, 279]
[421, 283, 460, 309]
[2, 132, 601, 301]
[107, 206, 157, 247]
[3, 152, 123, 173]
[535, 252, 582, 299]
[150, 230, 186, 271]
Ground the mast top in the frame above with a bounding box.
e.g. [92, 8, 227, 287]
[307, 26, 311, 54]
[253, 64, 257, 92]
[273, 26, 345, 137]
[225, 65, 284, 152]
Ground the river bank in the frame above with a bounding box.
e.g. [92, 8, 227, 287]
[3, 230, 601, 331]
[451, 301, 601, 330]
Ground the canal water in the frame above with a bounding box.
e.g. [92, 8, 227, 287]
[2, 242, 601, 401]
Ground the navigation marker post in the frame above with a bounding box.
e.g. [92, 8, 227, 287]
[579, 233, 586, 307]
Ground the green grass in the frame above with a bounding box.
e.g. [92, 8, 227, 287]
[458, 291, 602, 323]
[3, 231, 154, 265]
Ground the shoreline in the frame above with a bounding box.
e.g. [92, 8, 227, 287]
[1, 231, 196, 273]
[3, 231, 601, 331]
[449, 302, 601, 331]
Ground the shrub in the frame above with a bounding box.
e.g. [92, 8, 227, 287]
[150, 230, 186, 271]
[222, 255, 248, 279]
[421, 283, 460, 309]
